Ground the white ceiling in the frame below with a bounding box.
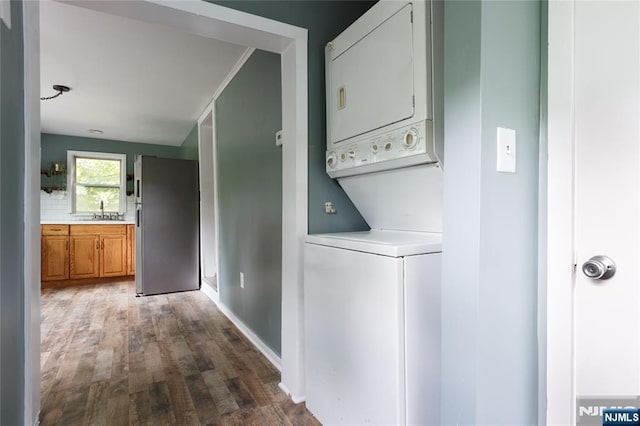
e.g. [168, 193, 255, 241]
[40, 0, 248, 146]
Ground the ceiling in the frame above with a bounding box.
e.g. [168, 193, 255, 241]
[40, 0, 248, 146]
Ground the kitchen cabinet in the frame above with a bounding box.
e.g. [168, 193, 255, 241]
[127, 224, 135, 275]
[70, 224, 127, 280]
[41, 225, 70, 281]
[69, 234, 100, 279]
[100, 234, 127, 277]
[42, 223, 134, 286]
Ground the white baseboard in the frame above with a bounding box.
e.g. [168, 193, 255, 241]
[279, 382, 306, 404]
[200, 287, 282, 372]
[200, 280, 219, 304]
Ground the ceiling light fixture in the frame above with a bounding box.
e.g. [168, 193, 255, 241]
[40, 84, 70, 101]
[88, 129, 104, 135]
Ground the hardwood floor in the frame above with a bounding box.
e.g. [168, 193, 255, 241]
[40, 281, 319, 425]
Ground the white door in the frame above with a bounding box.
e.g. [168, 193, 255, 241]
[547, 1, 640, 425]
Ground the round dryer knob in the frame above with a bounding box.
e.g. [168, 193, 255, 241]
[326, 152, 337, 168]
[384, 140, 393, 151]
[371, 143, 379, 153]
[404, 129, 418, 149]
[340, 152, 347, 162]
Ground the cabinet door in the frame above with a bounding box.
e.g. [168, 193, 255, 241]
[127, 224, 135, 275]
[41, 236, 69, 281]
[101, 235, 127, 277]
[70, 235, 100, 279]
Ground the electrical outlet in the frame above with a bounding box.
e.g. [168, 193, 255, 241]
[325, 201, 336, 214]
[240, 272, 245, 289]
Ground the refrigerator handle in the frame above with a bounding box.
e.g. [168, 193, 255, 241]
[136, 208, 141, 228]
[136, 180, 140, 198]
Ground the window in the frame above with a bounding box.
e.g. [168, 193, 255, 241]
[67, 151, 127, 214]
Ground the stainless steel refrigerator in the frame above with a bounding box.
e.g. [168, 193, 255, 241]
[134, 156, 199, 295]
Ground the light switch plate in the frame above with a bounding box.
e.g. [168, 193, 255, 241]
[497, 127, 516, 173]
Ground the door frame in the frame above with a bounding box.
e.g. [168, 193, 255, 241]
[23, 2, 42, 425]
[23, 1, 309, 422]
[197, 104, 220, 303]
[196, 47, 255, 305]
[546, 1, 578, 424]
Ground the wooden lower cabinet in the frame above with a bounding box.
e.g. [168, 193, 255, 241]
[101, 234, 127, 277]
[41, 235, 70, 281]
[70, 235, 100, 279]
[127, 224, 135, 275]
[42, 223, 135, 286]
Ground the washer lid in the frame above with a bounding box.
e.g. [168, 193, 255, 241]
[305, 230, 442, 257]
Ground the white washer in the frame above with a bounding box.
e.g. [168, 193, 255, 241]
[304, 230, 441, 425]
[304, 0, 444, 424]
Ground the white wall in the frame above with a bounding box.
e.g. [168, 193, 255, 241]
[40, 191, 136, 222]
[440, 1, 541, 424]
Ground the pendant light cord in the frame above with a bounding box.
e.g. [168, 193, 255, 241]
[40, 84, 71, 101]
[40, 90, 64, 101]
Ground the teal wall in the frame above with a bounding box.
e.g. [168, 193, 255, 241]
[216, 50, 282, 355]
[180, 124, 199, 160]
[1, 1, 25, 424]
[212, 1, 373, 234]
[41, 133, 185, 192]
[441, 1, 540, 424]
[41, 133, 183, 174]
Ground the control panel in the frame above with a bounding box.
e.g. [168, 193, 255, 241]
[326, 120, 437, 178]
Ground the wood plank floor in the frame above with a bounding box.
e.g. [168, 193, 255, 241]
[40, 281, 320, 425]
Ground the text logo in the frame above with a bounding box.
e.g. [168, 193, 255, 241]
[602, 409, 640, 425]
[577, 397, 640, 426]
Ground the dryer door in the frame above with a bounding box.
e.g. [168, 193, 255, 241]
[328, 3, 415, 145]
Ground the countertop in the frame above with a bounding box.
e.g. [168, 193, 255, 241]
[41, 220, 136, 225]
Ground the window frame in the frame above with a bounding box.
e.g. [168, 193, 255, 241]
[67, 150, 127, 214]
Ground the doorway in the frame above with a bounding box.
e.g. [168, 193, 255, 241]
[198, 109, 218, 296]
[23, 2, 308, 422]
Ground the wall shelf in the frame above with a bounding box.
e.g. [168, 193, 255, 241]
[41, 186, 66, 194]
[40, 169, 66, 178]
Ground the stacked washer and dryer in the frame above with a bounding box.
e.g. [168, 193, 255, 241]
[304, 1, 444, 425]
